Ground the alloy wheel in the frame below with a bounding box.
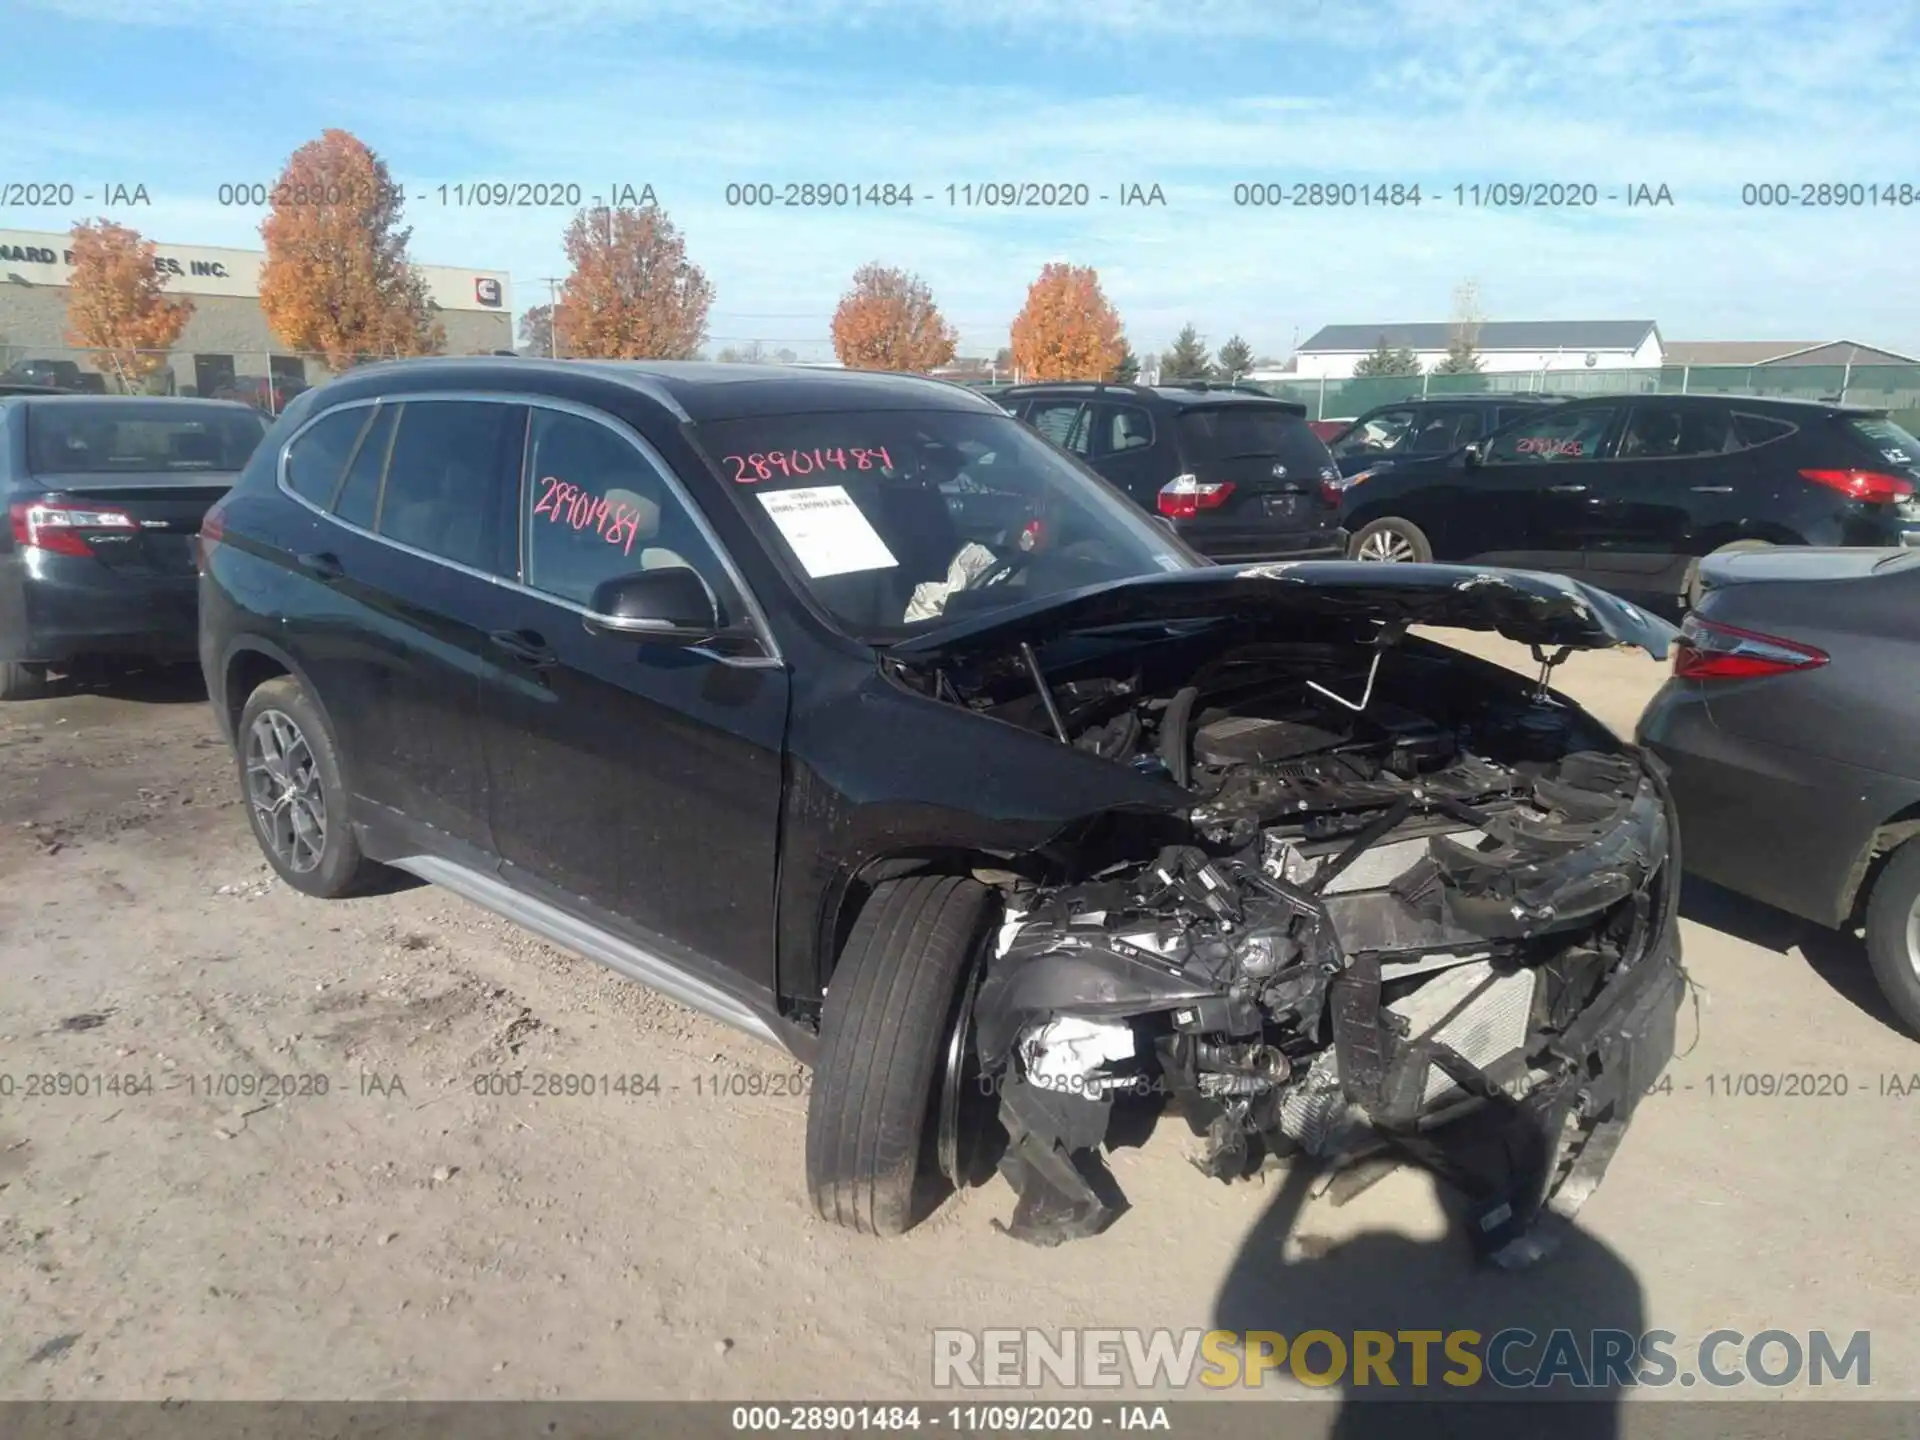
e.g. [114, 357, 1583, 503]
[1357, 528, 1417, 563]
[1907, 894, 1920, 980]
[245, 708, 327, 873]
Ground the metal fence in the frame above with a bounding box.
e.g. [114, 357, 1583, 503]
[9, 343, 1920, 434]
[1241, 363, 1920, 432]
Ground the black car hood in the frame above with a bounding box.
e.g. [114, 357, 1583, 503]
[889, 561, 1677, 664]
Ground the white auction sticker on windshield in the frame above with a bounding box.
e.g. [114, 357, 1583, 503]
[756, 485, 899, 578]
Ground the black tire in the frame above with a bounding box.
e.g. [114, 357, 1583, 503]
[1349, 516, 1432, 564]
[1864, 840, 1920, 1039]
[806, 874, 994, 1236]
[0, 661, 48, 701]
[1686, 539, 1772, 610]
[235, 676, 378, 899]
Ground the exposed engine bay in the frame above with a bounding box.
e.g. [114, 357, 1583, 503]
[903, 620, 1685, 1263]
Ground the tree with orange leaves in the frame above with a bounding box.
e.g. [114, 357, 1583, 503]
[830, 263, 958, 372]
[63, 220, 194, 393]
[555, 203, 712, 360]
[258, 129, 443, 370]
[1008, 263, 1126, 381]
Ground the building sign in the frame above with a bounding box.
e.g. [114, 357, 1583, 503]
[0, 228, 509, 313]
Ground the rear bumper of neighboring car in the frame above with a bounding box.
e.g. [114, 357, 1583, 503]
[1636, 678, 1920, 928]
[1179, 525, 1349, 564]
[0, 550, 200, 665]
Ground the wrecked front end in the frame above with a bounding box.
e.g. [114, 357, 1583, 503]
[903, 586, 1685, 1263]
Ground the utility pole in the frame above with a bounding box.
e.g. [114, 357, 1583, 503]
[540, 277, 565, 357]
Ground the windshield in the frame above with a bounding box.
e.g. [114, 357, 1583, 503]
[26, 402, 268, 474]
[697, 407, 1199, 640]
[1175, 405, 1327, 466]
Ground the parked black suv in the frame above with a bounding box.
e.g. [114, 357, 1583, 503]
[1327, 392, 1568, 477]
[999, 381, 1347, 561]
[199, 357, 1683, 1256]
[1338, 394, 1920, 604]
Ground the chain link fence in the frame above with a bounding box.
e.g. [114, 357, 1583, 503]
[1242, 363, 1920, 432]
[8, 343, 1919, 434]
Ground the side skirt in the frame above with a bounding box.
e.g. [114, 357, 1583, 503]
[390, 852, 819, 1066]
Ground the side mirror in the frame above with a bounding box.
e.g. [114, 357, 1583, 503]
[584, 567, 724, 643]
[1458, 442, 1486, 468]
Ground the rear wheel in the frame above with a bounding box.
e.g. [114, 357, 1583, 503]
[1686, 539, 1773, 610]
[1864, 840, 1920, 1039]
[0, 661, 49, 701]
[806, 874, 995, 1236]
[1350, 517, 1432, 564]
[236, 676, 378, 899]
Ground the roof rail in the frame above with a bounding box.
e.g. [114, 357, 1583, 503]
[1000, 378, 1157, 398]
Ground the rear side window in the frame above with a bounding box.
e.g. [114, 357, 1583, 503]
[26, 402, 266, 474]
[1177, 406, 1331, 472]
[375, 400, 527, 575]
[1620, 404, 1732, 458]
[1731, 413, 1797, 448]
[284, 407, 369, 506]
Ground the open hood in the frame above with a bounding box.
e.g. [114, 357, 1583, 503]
[889, 560, 1677, 665]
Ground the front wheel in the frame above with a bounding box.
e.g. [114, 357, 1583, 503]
[806, 874, 994, 1236]
[1349, 517, 1433, 564]
[1864, 840, 1920, 1039]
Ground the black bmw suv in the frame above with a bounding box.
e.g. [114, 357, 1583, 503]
[1338, 393, 1920, 605]
[198, 357, 1684, 1257]
[998, 381, 1347, 562]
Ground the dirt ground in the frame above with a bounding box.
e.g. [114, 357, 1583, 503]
[2, 634, 1916, 1406]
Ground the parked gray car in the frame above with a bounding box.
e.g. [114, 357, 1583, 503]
[1636, 546, 1920, 1032]
[1, 394, 267, 698]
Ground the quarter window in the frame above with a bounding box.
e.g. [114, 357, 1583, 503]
[1731, 412, 1798, 448]
[375, 400, 527, 575]
[1484, 406, 1619, 463]
[284, 407, 368, 506]
[521, 408, 734, 615]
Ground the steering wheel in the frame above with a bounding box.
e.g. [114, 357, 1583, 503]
[973, 544, 1033, 590]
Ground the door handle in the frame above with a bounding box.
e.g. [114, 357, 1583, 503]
[489, 629, 558, 668]
[1690, 485, 1735, 493]
[295, 550, 344, 580]
[1547, 484, 1589, 494]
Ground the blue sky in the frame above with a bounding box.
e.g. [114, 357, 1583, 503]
[2, 0, 1917, 361]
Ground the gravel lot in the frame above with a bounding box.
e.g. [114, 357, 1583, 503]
[2, 634, 1915, 1407]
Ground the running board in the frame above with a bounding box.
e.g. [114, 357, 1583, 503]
[393, 853, 801, 1058]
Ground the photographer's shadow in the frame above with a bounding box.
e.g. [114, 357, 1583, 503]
[1212, 1126, 1646, 1440]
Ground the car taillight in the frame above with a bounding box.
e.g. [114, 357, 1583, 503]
[196, 505, 227, 574]
[9, 495, 138, 558]
[1672, 613, 1828, 680]
[1158, 474, 1234, 520]
[1799, 468, 1915, 503]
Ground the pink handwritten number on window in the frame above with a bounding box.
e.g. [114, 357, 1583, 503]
[532, 476, 642, 555]
[723, 446, 895, 483]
